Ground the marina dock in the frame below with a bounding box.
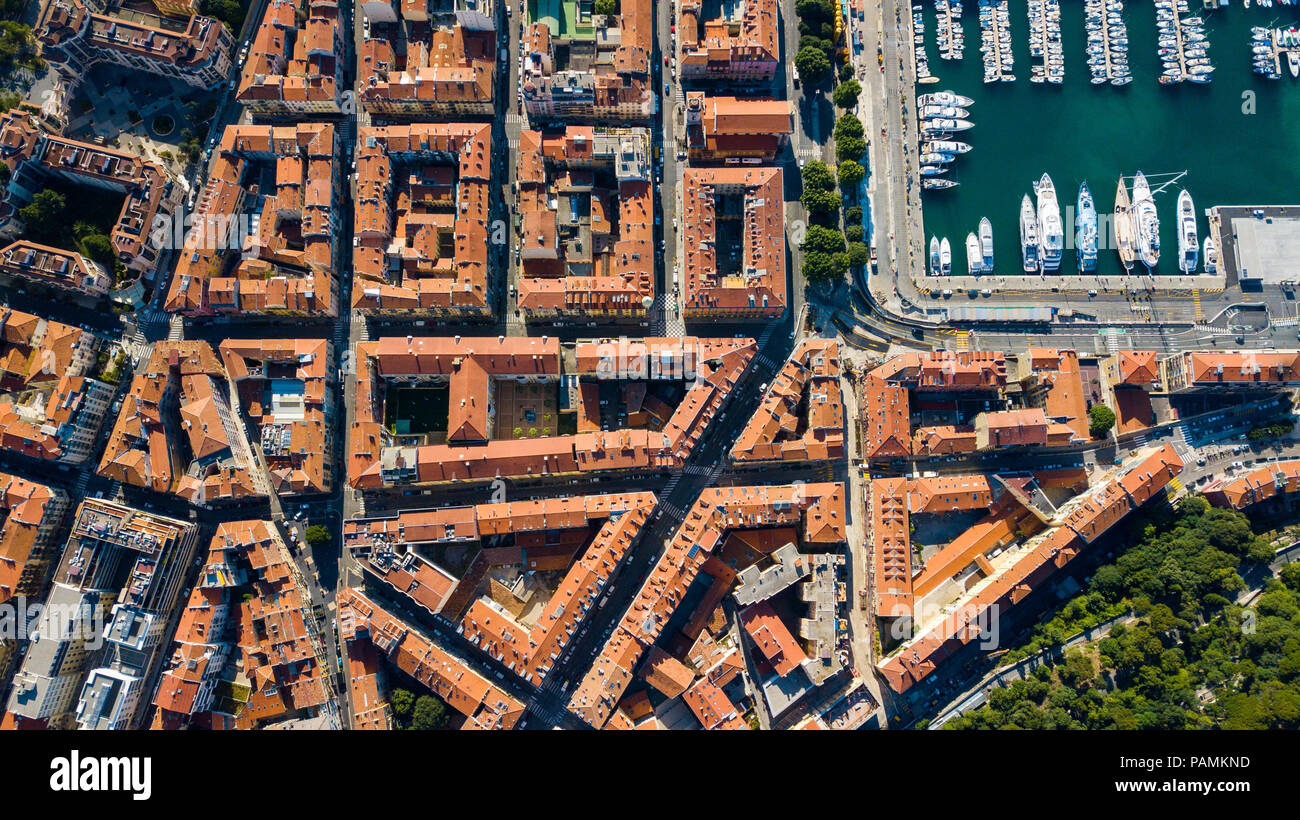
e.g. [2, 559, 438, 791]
[1085, 0, 1132, 86]
[1154, 0, 1213, 84]
[1027, 0, 1065, 83]
[1253, 26, 1300, 79]
[914, 7, 934, 82]
[979, 0, 1016, 82]
[935, 0, 965, 61]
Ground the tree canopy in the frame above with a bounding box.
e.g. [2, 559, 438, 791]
[800, 188, 839, 216]
[802, 250, 847, 284]
[411, 695, 450, 730]
[947, 499, 1295, 730]
[1088, 404, 1116, 437]
[838, 159, 865, 190]
[801, 224, 846, 256]
[794, 46, 831, 85]
[832, 79, 862, 108]
[801, 160, 835, 193]
[834, 114, 865, 142]
[836, 135, 867, 163]
[304, 524, 330, 546]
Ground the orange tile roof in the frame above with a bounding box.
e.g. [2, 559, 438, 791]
[347, 493, 657, 687]
[681, 166, 786, 319]
[349, 336, 756, 489]
[166, 123, 338, 317]
[1206, 458, 1300, 509]
[358, 23, 495, 115]
[37, 0, 232, 85]
[351, 123, 492, 317]
[731, 340, 844, 463]
[640, 646, 697, 698]
[0, 111, 174, 272]
[678, 0, 779, 79]
[740, 600, 806, 677]
[566, 483, 844, 727]
[0, 474, 67, 607]
[878, 445, 1183, 692]
[98, 342, 263, 503]
[682, 677, 747, 730]
[154, 520, 328, 728]
[338, 587, 524, 730]
[1115, 350, 1160, 385]
[515, 127, 655, 319]
[237, 0, 342, 112]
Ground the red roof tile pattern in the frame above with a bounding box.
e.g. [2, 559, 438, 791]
[165, 122, 338, 317]
[731, 339, 844, 463]
[566, 482, 845, 728]
[337, 586, 525, 730]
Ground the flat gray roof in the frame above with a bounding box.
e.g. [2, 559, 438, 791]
[1227, 210, 1300, 284]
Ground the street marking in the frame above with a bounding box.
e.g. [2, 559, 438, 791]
[1193, 289, 1203, 323]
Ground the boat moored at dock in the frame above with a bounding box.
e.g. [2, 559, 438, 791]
[1132, 171, 1161, 269]
[1177, 188, 1198, 273]
[1020, 194, 1040, 272]
[1076, 181, 1099, 272]
[1114, 176, 1138, 271]
[1034, 173, 1064, 271]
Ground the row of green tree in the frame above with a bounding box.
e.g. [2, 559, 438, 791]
[794, 0, 855, 85]
[1248, 417, 1296, 443]
[945, 496, 1298, 729]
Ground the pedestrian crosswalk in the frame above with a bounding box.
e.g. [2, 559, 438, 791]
[1192, 289, 1203, 323]
[954, 329, 970, 351]
[655, 499, 688, 521]
[1104, 331, 1121, 354]
[167, 315, 184, 341]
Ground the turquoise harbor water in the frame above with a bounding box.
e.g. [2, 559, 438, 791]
[917, 0, 1300, 277]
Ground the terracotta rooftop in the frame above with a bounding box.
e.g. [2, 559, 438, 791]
[731, 339, 844, 463]
[566, 482, 844, 728]
[98, 341, 264, 503]
[680, 166, 786, 320]
[165, 122, 338, 317]
[1206, 459, 1300, 509]
[878, 445, 1183, 692]
[514, 127, 655, 319]
[337, 586, 525, 730]
[349, 336, 756, 489]
[352, 122, 492, 317]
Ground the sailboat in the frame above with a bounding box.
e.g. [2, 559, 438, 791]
[1076, 182, 1098, 273]
[1114, 176, 1137, 271]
